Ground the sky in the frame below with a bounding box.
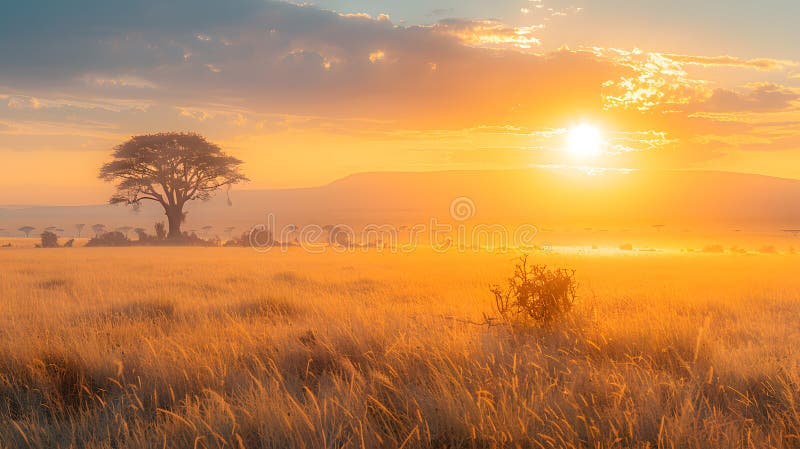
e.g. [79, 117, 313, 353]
[1, 0, 799, 204]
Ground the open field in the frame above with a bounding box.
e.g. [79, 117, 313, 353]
[2, 247, 800, 448]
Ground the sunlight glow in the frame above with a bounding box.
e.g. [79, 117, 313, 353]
[566, 124, 604, 159]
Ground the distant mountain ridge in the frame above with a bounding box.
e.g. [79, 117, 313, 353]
[1, 169, 800, 235]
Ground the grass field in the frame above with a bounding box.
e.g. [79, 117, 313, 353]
[2, 247, 800, 448]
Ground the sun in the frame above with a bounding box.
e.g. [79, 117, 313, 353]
[566, 123, 604, 159]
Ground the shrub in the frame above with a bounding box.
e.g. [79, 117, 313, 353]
[619, 243, 634, 251]
[111, 300, 175, 321]
[134, 228, 150, 242]
[154, 222, 167, 240]
[491, 255, 577, 328]
[224, 230, 273, 247]
[86, 231, 131, 247]
[760, 245, 777, 254]
[40, 231, 59, 248]
[703, 244, 725, 253]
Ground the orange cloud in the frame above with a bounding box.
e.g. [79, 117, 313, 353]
[663, 54, 799, 72]
[592, 49, 707, 111]
[694, 83, 799, 113]
[427, 19, 542, 49]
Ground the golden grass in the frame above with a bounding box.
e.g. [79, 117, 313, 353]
[1, 247, 800, 448]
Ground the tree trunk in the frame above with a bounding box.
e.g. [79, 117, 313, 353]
[166, 206, 183, 239]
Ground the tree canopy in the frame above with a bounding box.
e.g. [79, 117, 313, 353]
[99, 132, 247, 238]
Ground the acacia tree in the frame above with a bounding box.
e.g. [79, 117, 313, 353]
[18, 226, 35, 238]
[116, 226, 133, 238]
[99, 133, 247, 239]
[91, 224, 106, 237]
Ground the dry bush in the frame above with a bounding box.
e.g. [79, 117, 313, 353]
[230, 296, 302, 319]
[110, 300, 176, 321]
[86, 231, 131, 247]
[37, 278, 70, 290]
[40, 231, 59, 248]
[491, 255, 577, 328]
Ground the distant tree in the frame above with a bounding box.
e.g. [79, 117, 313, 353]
[325, 224, 351, 247]
[40, 231, 59, 248]
[202, 225, 213, 237]
[91, 224, 106, 238]
[154, 222, 167, 240]
[86, 231, 131, 247]
[18, 226, 35, 238]
[99, 133, 247, 239]
[75, 223, 86, 238]
[286, 224, 298, 244]
[117, 226, 133, 238]
[223, 226, 236, 239]
[322, 224, 334, 244]
[134, 227, 148, 241]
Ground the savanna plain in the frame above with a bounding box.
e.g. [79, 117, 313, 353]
[2, 247, 800, 449]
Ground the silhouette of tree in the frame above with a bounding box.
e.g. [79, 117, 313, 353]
[75, 223, 85, 238]
[91, 224, 106, 238]
[41, 231, 59, 248]
[223, 226, 236, 239]
[116, 226, 133, 238]
[18, 226, 35, 238]
[44, 226, 63, 237]
[286, 224, 298, 244]
[134, 227, 148, 241]
[322, 224, 334, 245]
[202, 225, 213, 237]
[99, 133, 247, 239]
[154, 222, 167, 240]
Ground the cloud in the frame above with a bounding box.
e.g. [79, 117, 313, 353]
[696, 83, 799, 112]
[0, 0, 621, 129]
[663, 54, 799, 72]
[7, 96, 42, 110]
[594, 49, 707, 111]
[426, 19, 542, 49]
[2, 0, 798, 172]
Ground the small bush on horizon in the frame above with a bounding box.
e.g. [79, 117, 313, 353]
[40, 231, 59, 248]
[154, 222, 167, 240]
[619, 243, 634, 251]
[491, 255, 577, 328]
[224, 229, 275, 247]
[86, 231, 131, 247]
